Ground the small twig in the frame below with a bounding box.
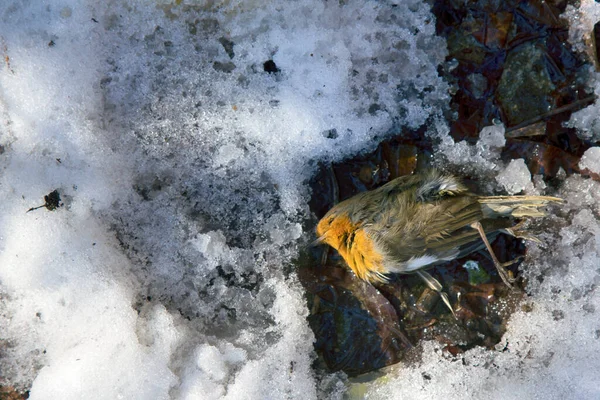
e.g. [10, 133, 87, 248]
[506, 95, 596, 133]
[26, 190, 62, 213]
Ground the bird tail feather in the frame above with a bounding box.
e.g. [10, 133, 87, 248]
[478, 196, 563, 218]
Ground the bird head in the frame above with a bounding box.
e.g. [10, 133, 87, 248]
[315, 212, 355, 252]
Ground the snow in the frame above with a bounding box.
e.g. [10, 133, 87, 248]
[579, 147, 600, 174]
[564, 0, 600, 141]
[0, 0, 599, 399]
[434, 123, 507, 182]
[496, 158, 533, 195]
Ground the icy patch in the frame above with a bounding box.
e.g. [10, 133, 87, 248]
[436, 123, 505, 172]
[562, 175, 600, 214]
[177, 344, 244, 400]
[565, 71, 600, 141]
[190, 231, 231, 271]
[266, 214, 303, 246]
[222, 280, 317, 400]
[462, 260, 480, 271]
[213, 144, 245, 169]
[0, 0, 449, 397]
[478, 124, 507, 151]
[102, 0, 449, 213]
[563, 0, 600, 141]
[579, 147, 600, 174]
[435, 124, 540, 194]
[433, 123, 507, 189]
[563, 0, 600, 55]
[496, 158, 533, 194]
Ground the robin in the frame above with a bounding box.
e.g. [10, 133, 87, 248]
[315, 170, 562, 315]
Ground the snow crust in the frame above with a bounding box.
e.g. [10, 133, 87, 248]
[580, 147, 600, 174]
[496, 158, 533, 195]
[564, 0, 600, 141]
[0, 0, 446, 398]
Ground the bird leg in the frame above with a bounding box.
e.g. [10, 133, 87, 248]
[470, 221, 519, 288]
[502, 220, 542, 244]
[416, 270, 456, 318]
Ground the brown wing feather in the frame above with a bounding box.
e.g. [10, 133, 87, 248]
[376, 193, 560, 266]
[375, 194, 484, 262]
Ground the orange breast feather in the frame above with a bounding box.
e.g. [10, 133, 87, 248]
[317, 214, 386, 282]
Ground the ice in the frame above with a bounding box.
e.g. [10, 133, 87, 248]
[563, 0, 600, 141]
[0, 0, 447, 397]
[190, 231, 230, 270]
[478, 124, 507, 151]
[213, 144, 245, 169]
[178, 342, 251, 400]
[496, 158, 533, 195]
[562, 175, 600, 214]
[436, 124, 539, 195]
[533, 174, 547, 191]
[462, 260, 480, 271]
[434, 123, 508, 190]
[436, 123, 505, 172]
[579, 147, 600, 174]
[1, 0, 599, 399]
[566, 73, 600, 141]
[265, 214, 303, 246]
[178, 344, 230, 400]
[563, 0, 600, 55]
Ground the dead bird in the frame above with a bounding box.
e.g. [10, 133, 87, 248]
[315, 170, 562, 315]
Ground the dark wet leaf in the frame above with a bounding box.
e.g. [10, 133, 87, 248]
[43, 190, 61, 211]
[472, 12, 513, 49]
[437, 0, 588, 140]
[516, 0, 564, 29]
[503, 139, 581, 177]
[300, 265, 410, 376]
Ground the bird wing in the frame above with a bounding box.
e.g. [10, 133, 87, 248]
[372, 194, 508, 273]
[361, 172, 526, 275]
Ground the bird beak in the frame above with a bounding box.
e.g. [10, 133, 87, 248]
[311, 235, 326, 246]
